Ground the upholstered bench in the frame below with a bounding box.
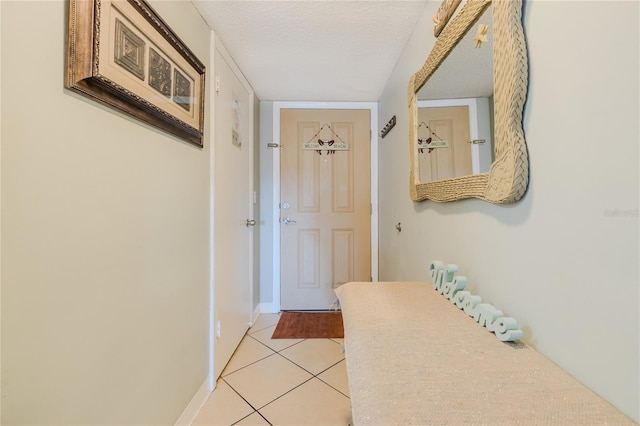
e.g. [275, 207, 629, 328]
[336, 282, 634, 425]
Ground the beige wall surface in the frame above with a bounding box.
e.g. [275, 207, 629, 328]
[1, 1, 211, 424]
[378, 0, 639, 422]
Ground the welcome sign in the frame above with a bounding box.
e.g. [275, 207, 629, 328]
[429, 261, 523, 342]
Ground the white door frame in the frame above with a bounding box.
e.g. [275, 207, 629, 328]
[271, 102, 379, 313]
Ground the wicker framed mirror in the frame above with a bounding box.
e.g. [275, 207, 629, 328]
[409, 0, 528, 203]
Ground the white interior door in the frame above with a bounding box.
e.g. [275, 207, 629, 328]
[280, 109, 371, 310]
[213, 46, 253, 378]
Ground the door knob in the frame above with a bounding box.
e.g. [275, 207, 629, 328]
[246, 219, 256, 227]
[282, 217, 297, 225]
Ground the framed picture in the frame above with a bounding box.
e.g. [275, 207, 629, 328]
[65, 0, 206, 147]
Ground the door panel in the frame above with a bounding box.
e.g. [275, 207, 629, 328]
[332, 123, 354, 213]
[298, 124, 320, 212]
[298, 229, 320, 288]
[418, 106, 472, 182]
[213, 47, 252, 378]
[280, 109, 371, 310]
[332, 229, 354, 287]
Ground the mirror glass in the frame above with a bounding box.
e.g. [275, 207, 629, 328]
[408, 0, 529, 203]
[416, 5, 493, 183]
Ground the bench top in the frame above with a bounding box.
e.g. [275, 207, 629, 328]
[337, 282, 635, 425]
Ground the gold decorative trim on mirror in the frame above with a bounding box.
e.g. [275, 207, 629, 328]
[409, 0, 528, 203]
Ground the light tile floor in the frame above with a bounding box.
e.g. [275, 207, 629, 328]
[192, 313, 352, 426]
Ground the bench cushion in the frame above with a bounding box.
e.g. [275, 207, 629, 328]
[336, 282, 633, 425]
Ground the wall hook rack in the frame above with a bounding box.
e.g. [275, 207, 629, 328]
[380, 115, 396, 138]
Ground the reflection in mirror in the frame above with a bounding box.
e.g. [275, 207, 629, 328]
[417, 98, 494, 182]
[417, 5, 493, 183]
[408, 0, 528, 203]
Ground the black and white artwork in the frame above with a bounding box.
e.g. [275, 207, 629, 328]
[114, 18, 145, 81]
[148, 47, 172, 97]
[173, 69, 192, 112]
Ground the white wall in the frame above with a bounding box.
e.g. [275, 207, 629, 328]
[1, 1, 211, 424]
[378, 0, 638, 422]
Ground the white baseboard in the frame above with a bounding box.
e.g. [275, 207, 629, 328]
[174, 376, 214, 425]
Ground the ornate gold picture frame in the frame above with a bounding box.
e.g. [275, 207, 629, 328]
[65, 0, 206, 147]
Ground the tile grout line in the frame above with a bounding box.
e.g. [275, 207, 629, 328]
[221, 333, 308, 381]
[220, 335, 278, 377]
[253, 373, 350, 421]
[266, 352, 351, 399]
[274, 350, 345, 380]
[224, 342, 349, 416]
[222, 376, 274, 426]
[255, 376, 317, 412]
[223, 358, 316, 417]
[250, 329, 308, 352]
[221, 332, 350, 423]
[230, 408, 273, 426]
[314, 359, 350, 399]
[222, 330, 313, 378]
[246, 318, 281, 336]
[263, 337, 350, 399]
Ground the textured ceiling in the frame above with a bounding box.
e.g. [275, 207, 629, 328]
[192, 0, 431, 101]
[417, 5, 493, 100]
